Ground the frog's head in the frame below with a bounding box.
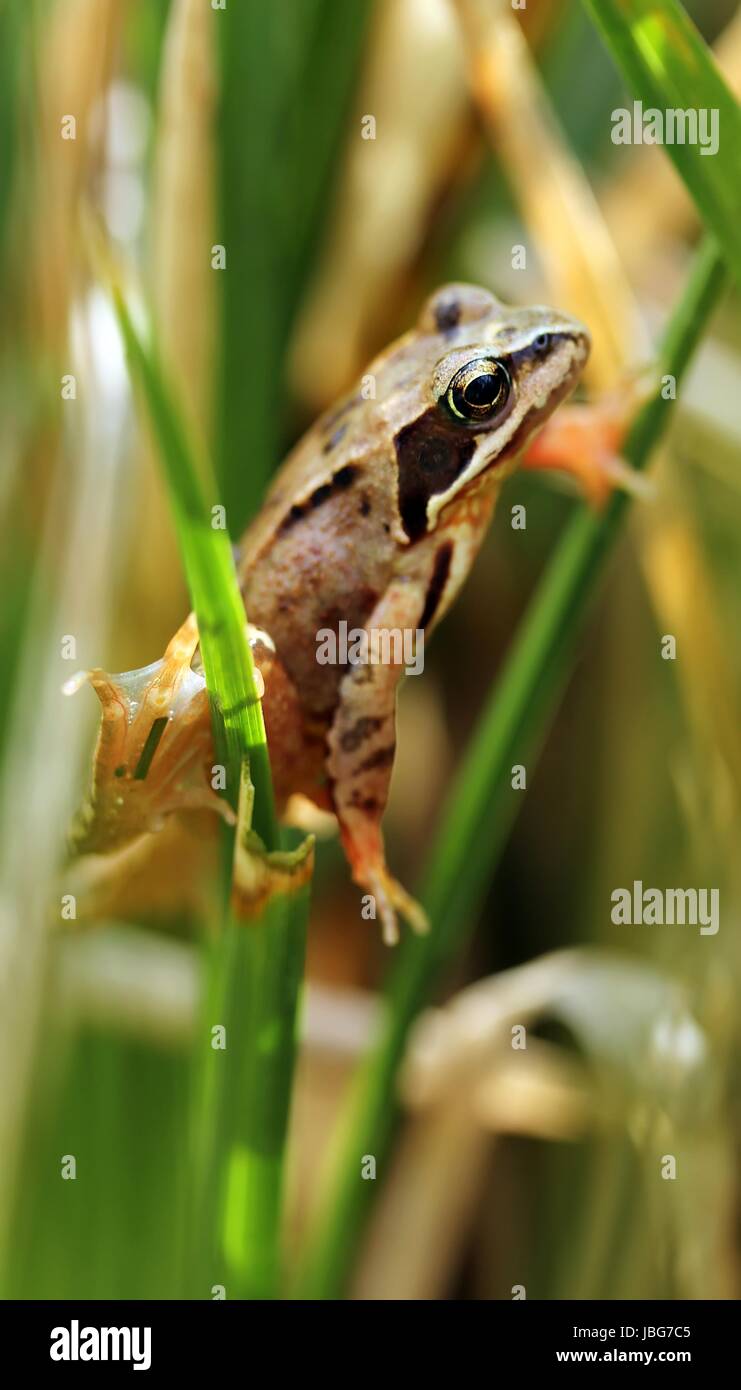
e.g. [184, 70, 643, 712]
[391, 282, 590, 540]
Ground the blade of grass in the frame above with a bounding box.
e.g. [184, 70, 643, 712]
[296, 237, 728, 1298]
[114, 287, 275, 835]
[582, 0, 741, 285]
[112, 289, 309, 1299]
[194, 887, 309, 1298]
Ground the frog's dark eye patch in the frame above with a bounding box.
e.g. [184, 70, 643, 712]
[443, 357, 511, 425]
[394, 411, 476, 541]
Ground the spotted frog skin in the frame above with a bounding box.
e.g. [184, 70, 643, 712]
[74, 283, 590, 944]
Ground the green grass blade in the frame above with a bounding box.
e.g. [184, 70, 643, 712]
[296, 237, 728, 1298]
[189, 879, 310, 1300]
[583, 0, 741, 284]
[112, 290, 309, 1299]
[195, 889, 309, 1298]
[113, 288, 275, 838]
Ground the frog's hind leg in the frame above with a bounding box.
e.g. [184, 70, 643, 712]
[326, 579, 430, 946]
[67, 619, 322, 923]
[253, 633, 332, 814]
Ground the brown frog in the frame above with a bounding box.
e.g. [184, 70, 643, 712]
[72, 283, 592, 943]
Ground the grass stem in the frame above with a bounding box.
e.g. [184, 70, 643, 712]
[113, 290, 309, 1299]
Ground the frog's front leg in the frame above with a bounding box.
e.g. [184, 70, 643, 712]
[521, 375, 652, 507]
[327, 577, 431, 946]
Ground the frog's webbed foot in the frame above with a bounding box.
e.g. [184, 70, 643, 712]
[67, 614, 228, 856]
[522, 377, 654, 508]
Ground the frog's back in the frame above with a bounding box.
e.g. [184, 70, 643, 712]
[238, 404, 400, 716]
[235, 284, 519, 712]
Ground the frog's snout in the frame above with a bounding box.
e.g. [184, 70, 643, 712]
[563, 316, 591, 367]
[574, 324, 591, 362]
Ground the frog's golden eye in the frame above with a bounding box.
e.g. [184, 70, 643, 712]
[444, 357, 511, 425]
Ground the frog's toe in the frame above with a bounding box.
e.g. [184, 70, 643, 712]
[389, 879, 429, 937]
[368, 879, 400, 948]
[366, 867, 429, 946]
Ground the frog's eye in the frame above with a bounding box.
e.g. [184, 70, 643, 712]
[444, 357, 511, 425]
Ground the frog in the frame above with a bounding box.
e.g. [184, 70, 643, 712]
[72, 283, 594, 945]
